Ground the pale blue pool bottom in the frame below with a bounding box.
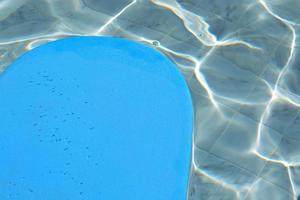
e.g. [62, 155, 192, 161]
[0, 37, 193, 200]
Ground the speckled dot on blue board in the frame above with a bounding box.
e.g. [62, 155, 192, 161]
[0, 36, 193, 200]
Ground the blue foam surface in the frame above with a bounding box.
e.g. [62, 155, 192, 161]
[0, 37, 192, 200]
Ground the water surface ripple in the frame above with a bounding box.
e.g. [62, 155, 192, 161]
[1, 0, 300, 199]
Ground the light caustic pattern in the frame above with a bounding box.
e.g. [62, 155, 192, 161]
[0, 0, 300, 199]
